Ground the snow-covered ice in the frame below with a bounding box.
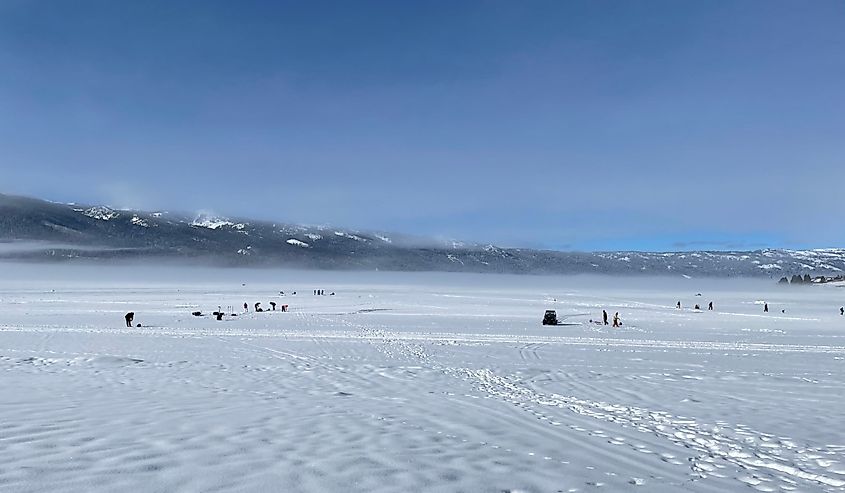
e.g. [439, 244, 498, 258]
[2, 264, 845, 492]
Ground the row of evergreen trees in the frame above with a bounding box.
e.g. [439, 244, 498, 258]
[778, 274, 813, 285]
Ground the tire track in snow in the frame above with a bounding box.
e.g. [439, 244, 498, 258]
[6, 324, 845, 355]
[518, 343, 544, 362]
[6, 318, 845, 490]
[310, 314, 845, 491]
[459, 367, 845, 491]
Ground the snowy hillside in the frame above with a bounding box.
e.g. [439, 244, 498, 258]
[1, 193, 844, 277]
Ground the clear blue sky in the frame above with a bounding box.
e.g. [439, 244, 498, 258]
[1, 1, 843, 251]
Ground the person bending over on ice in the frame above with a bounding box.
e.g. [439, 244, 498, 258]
[124, 312, 134, 327]
[612, 312, 620, 327]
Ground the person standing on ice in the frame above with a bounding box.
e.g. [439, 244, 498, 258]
[612, 312, 621, 327]
[840, 307, 843, 316]
[602, 310, 608, 325]
[124, 312, 134, 327]
[243, 302, 248, 312]
[677, 301, 681, 309]
[764, 302, 769, 313]
[708, 301, 714, 311]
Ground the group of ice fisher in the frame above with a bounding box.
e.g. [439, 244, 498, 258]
[122, 287, 339, 326]
[202, 301, 289, 321]
[677, 299, 845, 315]
[580, 298, 845, 330]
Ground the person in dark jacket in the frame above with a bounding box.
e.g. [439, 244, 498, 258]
[124, 312, 134, 327]
[602, 310, 608, 325]
[764, 303, 769, 313]
[708, 301, 713, 311]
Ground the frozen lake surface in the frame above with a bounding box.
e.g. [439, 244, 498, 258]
[2, 264, 845, 492]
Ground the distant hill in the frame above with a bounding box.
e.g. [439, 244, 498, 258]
[2, 193, 844, 277]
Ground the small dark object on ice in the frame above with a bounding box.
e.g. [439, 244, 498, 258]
[192, 311, 203, 317]
[136, 323, 141, 327]
[542, 310, 559, 325]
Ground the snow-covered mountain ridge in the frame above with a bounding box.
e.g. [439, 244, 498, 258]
[1, 193, 843, 277]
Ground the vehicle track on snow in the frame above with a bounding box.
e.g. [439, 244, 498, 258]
[302, 313, 845, 491]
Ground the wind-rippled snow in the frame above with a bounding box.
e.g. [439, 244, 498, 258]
[1, 266, 845, 492]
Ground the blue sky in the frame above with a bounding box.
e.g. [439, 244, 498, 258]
[1, 1, 843, 251]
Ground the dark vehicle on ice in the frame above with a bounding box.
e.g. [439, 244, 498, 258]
[542, 310, 559, 325]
